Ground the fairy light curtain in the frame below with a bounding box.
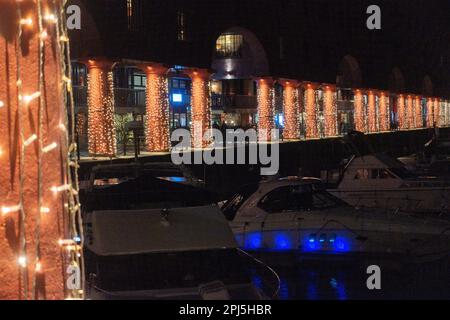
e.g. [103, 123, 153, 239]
[256, 77, 275, 141]
[185, 69, 211, 148]
[406, 95, 414, 129]
[86, 60, 116, 156]
[378, 91, 389, 132]
[304, 83, 319, 139]
[397, 95, 406, 129]
[353, 89, 367, 133]
[140, 64, 170, 152]
[426, 97, 434, 127]
[322, 85, 338, 137]
[0, 0, 84, 300]
[433, 98, 440, 127]
[367, 90, 377, 133]
[279, 80, 300, 140]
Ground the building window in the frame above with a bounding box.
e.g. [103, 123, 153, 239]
[177, 10, 187, 41]
[215, 33, 243, 59]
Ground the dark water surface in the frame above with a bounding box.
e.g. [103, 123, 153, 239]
[251, 254, 450, 300]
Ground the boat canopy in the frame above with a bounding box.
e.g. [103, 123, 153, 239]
[85, 206, 237, 256]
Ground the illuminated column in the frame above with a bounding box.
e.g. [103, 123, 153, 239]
[446, 100, 450, 126]
[353, 89, 367, 133]
[322, 85, 338, 137]
[139, 64, 169, 152]
[406, 95, 413, 129]
[378, 91, 390, 132]
[185, 69, 211, 148]
[426, 97, 434, 127]
[255, 77, 275, 141]
[397, 94, 406, 130]
[414, 96, 422, 128]
[367, 90, 377, 133]
[433, 98, 440, 127]
[279, 79, 300, 140]
[304, 83, 319, 139]
[86, 60, 116, 156]
[0, 0, 83, 299]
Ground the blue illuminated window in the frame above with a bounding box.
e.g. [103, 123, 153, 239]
[172, 93, 183, 103]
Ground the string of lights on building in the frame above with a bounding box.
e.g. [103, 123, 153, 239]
[256, 77, 275, 141]
[142, 65, 170, 152]
[87, 61, 117, 156]
[323, 85, 338, 137]
[0, 0, 84, 300]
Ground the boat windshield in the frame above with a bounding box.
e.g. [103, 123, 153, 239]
[91, 249, 251, 292]
[222, 183, 259, 221]
[259, 184, 348, 213]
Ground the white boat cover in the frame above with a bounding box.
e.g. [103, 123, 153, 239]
[85, 206, 237, 256]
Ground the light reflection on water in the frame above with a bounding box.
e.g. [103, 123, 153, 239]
[250, 254, 450, 300]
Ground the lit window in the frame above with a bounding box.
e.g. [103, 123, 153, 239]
[172, 94, 183, 103]
[215, 33, 243, 58]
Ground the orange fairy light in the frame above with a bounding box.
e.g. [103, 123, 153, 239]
[86, 60, 116, 156]
[304, 83, 319, 139]
[405, 95, 414, 129]
[426, 97, 434, 127]
[0, 0, 83, 300]
[138, 63, 170, 152]
[279, 79, 300, 140]
[353, 89, 367, 133]
[185, 68, 212, 148]
[255, 77, 275, 141]
[397, 94, 406, 129]
[414, 96, 423, 128]
[367, 90, 377, 133]
[322, 84, 338, 137]
[378, 91, 389, 132]
[433, 98, 440, 127]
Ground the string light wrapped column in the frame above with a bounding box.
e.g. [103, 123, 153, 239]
[255, 77, 275, 141]
[406, 95, 414, 129]
[397, 94, 406, 129]
[185, 69, 211, 148]
[279, 79, 300, 140]
[86, 60, 116, 156]
[354, 89, 367, 133]
[367, 90, 378, 133]
[414, 96, 422, 128]
[0, 0, 83, 299]
[139, 64, 170, 152]
[322, 84, 338, 137]
[378, 91, 389, 132]
[426, 97, 434, 128]
[304, 83, 319, 139]
[433, 98, 440, 127]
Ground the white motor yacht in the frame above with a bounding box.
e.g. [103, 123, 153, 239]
[222, 177, 450, 261]
[84, 205, 279, 300]
[326, 154, 450, 214]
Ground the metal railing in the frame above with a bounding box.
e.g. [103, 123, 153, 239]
[73, 86, 146, 110]
[211, 93, 257, 110]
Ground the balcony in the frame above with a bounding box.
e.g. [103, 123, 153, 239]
[73, 86, 146, 113]
[211, 93, 257, 112]
[114, 88, 146, 111]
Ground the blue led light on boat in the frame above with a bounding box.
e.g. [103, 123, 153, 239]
[319, 234, 326, 243]
[245, 232, 263, 250]
[274, 233, 292, 250]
